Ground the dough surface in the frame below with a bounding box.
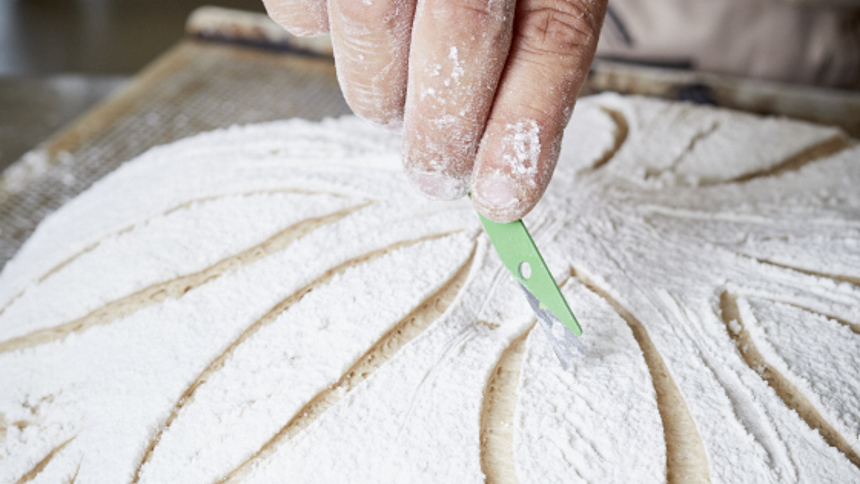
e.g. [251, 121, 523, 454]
[0, 94, 858, 483]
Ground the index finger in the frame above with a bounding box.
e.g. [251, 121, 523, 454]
[471, 0, 606, 222]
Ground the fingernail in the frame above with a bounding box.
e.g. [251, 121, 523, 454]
[476, 173, 518, 209]
[410, 171, 468, 200]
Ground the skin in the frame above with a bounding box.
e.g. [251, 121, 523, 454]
[263, 0, 608, 222]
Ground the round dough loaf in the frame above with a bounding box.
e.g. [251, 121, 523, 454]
[1, 94, 858, 484]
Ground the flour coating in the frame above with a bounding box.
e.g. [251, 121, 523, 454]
[0, 94, 858, 483]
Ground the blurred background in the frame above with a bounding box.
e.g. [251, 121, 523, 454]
[0, 0, 263, 76]
[1, 0, 858, 172]
[0, 0, 264, 170]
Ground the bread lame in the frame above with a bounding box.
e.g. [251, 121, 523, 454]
[477, 212, 585, 369]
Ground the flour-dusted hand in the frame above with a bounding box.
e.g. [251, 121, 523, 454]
[263, 0, 607, 222]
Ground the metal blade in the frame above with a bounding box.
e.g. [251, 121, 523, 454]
[518, 282, 585, 370]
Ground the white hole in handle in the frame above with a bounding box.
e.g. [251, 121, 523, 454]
[518, 261, 532, 280]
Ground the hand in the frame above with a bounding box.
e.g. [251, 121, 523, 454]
[264, 0, 607, 222]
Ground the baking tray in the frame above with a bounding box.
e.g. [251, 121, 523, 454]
[1, 6, 858, 267]
[0, 8, 350, 266]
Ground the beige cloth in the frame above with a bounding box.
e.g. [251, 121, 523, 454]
[596, 0, 860, 88]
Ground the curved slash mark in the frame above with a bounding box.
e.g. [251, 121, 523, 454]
[215, 242, 477, 484]
[0, 203, 368, 355]
[720, 292, 860, 469]
[591, 107, 630, 171]
[132, 233, 475, 484]
[15, 436, 75, 484]
[747, 257, 860, 334]
[756, 258, 860, 290]
[390, 325, 478, 447]
[572, 268, 712, 483]
[647, 121, 719, 181]
[67, 462, 81, 484]
[638, 205, 860, 230]
[728, 135, 850, 185]
[480, 322, 533, 484]
[774, 301, 860, 336]
[0, 188, 356, 319]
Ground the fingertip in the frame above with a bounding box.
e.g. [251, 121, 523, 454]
[263, 0, 329, 36]
[474, 172, 518, 212]
[471, 116, 554, 222]
[349, 103, 405, 132]
[471, 172, 537, 222]
[405, 166, 470, 201]
[401, 116, 476, 201]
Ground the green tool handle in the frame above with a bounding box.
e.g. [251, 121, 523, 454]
[477, 212, 583, 336]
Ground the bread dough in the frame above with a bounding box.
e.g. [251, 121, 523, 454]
[0, 94, 858, 483]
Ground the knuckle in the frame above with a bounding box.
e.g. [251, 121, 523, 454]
[424, 0, 509, 29]
[282, 19, 329, 37]
[517, 1, 599, 56]
[339, 73, 406, 128]
[336, 0, 400, 28]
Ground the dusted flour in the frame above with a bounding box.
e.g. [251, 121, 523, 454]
[1, 94, 858, 483]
